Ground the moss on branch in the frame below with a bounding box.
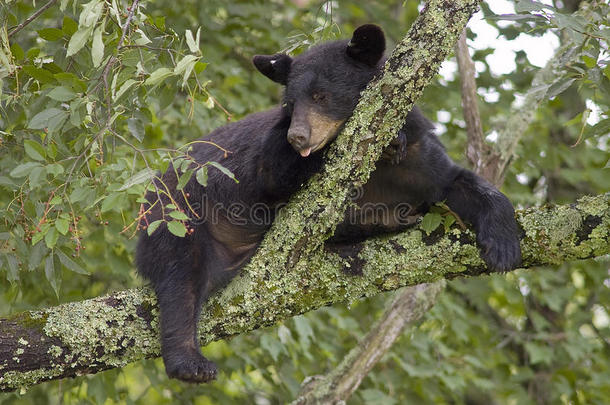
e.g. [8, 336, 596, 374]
[1, 193, 609, 392]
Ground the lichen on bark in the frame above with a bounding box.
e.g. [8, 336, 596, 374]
[2, 193, 608, 392]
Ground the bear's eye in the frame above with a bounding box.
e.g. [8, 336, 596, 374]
[282, 99, 294, 110]
[312, 92, 326, 103]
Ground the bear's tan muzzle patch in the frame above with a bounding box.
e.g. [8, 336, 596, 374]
[300, 110, 345, 157]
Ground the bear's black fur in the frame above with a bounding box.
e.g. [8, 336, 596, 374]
[136, 24, 521, 383]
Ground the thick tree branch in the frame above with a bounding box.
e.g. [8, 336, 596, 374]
[1, 193, 609, 391]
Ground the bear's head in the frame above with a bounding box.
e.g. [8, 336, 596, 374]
[252, 24, 386, 157]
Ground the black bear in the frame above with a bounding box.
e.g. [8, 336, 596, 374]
[136, 24, 521, 383]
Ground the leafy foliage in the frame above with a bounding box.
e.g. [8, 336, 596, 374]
[1, 0, 609, 404]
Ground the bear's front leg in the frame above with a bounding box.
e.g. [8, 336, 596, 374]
[155, 269, 218, 383]
[443, 169, 522, 272]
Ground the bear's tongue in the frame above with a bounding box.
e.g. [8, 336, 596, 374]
[300, 147, 312, 157]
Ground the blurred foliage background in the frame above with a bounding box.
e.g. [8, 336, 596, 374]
[1, 0, 609, 404]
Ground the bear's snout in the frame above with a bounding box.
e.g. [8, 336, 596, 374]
[287, 126, 311, 157]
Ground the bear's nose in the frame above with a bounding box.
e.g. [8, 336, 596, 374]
[287, 129, 308, 149]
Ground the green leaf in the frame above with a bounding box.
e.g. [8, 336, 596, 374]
[47, 112, 69, 135]
[5, 254, 19, 283]
[56, 250, 89, 275]
[360, 389, 398, 405]
[260, 334, 282, 362]
[185, 28, 201, 54]
[515, 0, 552, 13]
[32, 224, 50, 246]
[46, 163, 64, 178]
[582, 54, 596, 69]
[44, 227, 59, 249]
[293, 316, 313, 351]
[101, 192, 122, 212]
[524, 342, 553, 365]
[127, 118, 145, 142]
[169, 210, 189, 221]
[208, 161, 238, 183]
[79, 0, 104, 27]
[55, 218, 70, 235]
[135, 28, 151, 46]
[10, 43, 24, 60]
[47, 86, 76, 101]
[167, 220, 187, 237]
[547, 77, 576, 99]
[196, 167, 208, 187]
[443, 214, 456, 231]
[38, 28, 64, 41]
[29, 167, 46, 189]
[23, 140, 46, 161]
[62, 16, 78, 36]
[28, 242, 47, 271]
[119, 168, 156, 191]
[70, 186, 92, 203]
[45, 255, 60, 297]
[22, 65, 56, 84]
[147, 220, 163, 236]
[194, 61, 208, 74]
[66, 24, 94, 57]
[144, 67, 174, 86]
[420, 212, 443, 235]
[176, 169, 193, 190]
[91, 24, 104, 67]
[28, 108, 64, 130]
[174, 55, 199, 87]
[114, 79, 137, 101]
[10, 162, 41, 178]
[553, 13, 587, 32]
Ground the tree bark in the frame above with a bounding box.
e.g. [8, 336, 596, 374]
[455, 29, 501, 183]
[1, 193, 609, 392]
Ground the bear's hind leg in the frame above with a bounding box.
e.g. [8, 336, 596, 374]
[156, 265, 218, 383]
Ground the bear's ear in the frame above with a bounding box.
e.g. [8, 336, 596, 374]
[346, 24, 385, 67]
[252, 53, 292, 85]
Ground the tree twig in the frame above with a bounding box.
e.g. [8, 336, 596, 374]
[118, 0, 140, 49]
[8, 0, 58, 38]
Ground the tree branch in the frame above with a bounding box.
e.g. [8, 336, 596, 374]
[493, 43, 581, 186]
[292, 281, 445, 405]
[454, 28, 502, 183]
[1, 193, 609, 392]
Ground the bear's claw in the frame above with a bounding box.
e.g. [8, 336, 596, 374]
[165, 351, 218, 383]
